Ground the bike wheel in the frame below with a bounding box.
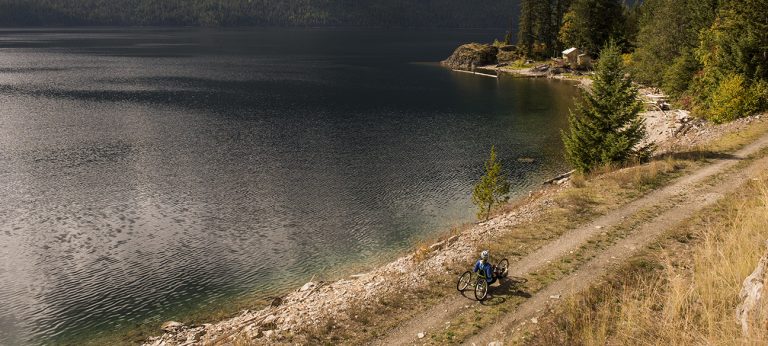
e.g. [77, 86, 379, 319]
[457, 271, 472, 291]
[474, 278, 488, 301]
[497, 258, 509, 278]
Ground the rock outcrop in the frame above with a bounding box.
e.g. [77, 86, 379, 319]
[736, 241, 768, 336]
[441, 43, 498, 70]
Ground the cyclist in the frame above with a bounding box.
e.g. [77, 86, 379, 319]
[473, 250, 497, 285]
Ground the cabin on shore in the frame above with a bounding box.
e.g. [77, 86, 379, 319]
[562, 47, 592, 70]
[577, 54, 592, 69]
[562, 47, 580, 69]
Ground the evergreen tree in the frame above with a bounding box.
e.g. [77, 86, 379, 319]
[698, 0, 768, 84]
[551, 0, 572, 54]
[518, 0, 569, 59]
[631, 0, 717, 90]
[517, 0, 536, 57]
[472, 146, 510, 221]
[694, 0, 768, 121]
[562, 41, 651, 172]
[558, 0, 625, 56]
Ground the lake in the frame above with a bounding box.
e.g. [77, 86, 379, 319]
[0, 27, 577, 344]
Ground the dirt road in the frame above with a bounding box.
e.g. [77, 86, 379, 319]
[372, 133, 768, 346]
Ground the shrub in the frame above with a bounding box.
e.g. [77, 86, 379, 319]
[662, 50, 699, 98]
[747, 79, 768, 113]
[706, 74, 766, 123]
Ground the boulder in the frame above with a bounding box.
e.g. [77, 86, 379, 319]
[736, 241, 768, 336]
[442, 43, 499, 70]
[262, 314, 277, 325]
[160, 321, 185, 333]
[300, 282, 316, 292]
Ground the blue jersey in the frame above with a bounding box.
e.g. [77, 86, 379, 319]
[473, 260, 493, 283]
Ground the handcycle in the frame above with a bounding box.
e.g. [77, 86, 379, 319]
[456, 257, 509, 300]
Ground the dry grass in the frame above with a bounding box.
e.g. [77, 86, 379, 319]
[571, 173, 587, 188]
[707, 116, 768, 153]
[593, 157, 687, 191]
[531, 177, 768, 345]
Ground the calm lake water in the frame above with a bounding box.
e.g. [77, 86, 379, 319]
[0, 28, 577, 344]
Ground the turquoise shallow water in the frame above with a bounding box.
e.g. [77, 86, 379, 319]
[0, 27, 577, 344]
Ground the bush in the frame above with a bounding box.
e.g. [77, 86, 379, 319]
[707, 74, 751, 123]
[706, 74, 767, 123]
[747, 80, 768, 113]
[662, 50, 699, 98]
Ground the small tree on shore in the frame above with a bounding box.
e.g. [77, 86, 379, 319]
[472, 146, 510, 221]
[562, 41, 651, 173]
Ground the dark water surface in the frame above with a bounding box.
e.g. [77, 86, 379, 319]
[0, 28, 577, 344]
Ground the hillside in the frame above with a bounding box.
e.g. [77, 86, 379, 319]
[0, 0, 519, 27]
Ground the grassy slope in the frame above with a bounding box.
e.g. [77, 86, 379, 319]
[525, 121, 768, 345]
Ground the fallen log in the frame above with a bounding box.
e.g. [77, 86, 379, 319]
[543, 170, 575, 185]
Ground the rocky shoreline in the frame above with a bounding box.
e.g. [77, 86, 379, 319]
[144, 186, 564, 345]
[440, 42, 590, 85]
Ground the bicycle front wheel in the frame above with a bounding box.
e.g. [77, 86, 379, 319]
[457, 271, 472, 291]
[497, 258, 509, 278]
[474, 278, 488, 301]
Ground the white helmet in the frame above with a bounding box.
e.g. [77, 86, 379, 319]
[480, 250, 489, 261]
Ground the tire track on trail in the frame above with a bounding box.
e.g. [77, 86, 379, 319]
[465, 150, 768, 345]
[370, 133, 768, 346]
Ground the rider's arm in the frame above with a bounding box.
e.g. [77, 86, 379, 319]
[473, 261, 481, 273]
[485, 264, 493, 280]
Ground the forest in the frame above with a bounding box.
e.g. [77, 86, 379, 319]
[516, 0, 767, 123]
[0, 0, 519, 27]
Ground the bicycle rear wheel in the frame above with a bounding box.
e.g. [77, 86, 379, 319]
[497, 258, 509, 278]
[457, 271, 472, 291]
[474, 278, 488, 300]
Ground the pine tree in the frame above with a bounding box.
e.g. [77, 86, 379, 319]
[562, 41, 651, 173]
[472, 146, 511, 221]
[551, 0, 572, 54]
[518, 0, 566, 59]
[558, 0, 625, 56]
[631, 0, 717, 89]
[517, 0, 536, 57]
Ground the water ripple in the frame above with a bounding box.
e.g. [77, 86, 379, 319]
[0, 27, 577, 344]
